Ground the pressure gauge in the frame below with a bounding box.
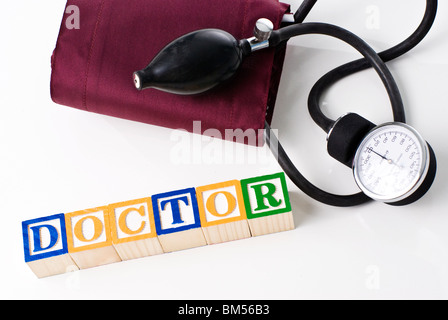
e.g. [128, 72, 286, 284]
[327, 113, 437, 206]
[352, 122, 436, 205]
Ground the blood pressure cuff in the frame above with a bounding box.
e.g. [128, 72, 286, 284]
[50, 0, 290, 145]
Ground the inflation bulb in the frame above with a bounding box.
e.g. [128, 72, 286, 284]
[133, 19, 274, 95]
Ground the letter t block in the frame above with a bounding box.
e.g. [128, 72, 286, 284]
[240, 172, 295, 236]
[152, 188, 207, 252]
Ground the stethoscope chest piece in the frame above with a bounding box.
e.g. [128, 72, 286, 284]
[327, 113, 437, 205]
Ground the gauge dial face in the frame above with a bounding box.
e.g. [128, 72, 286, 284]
[353, 123, 429, 203]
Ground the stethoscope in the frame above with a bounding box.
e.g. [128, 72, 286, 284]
[133, 0, 438, 207]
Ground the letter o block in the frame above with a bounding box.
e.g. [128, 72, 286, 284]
[196, 180, 251, 244]
[65, 207, 121, 269]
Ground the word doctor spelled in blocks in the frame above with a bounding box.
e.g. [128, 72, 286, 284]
[22, 173, 294, 278]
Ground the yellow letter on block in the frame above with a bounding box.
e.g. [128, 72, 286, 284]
[196, 180, 251, 244]
[65, 207, 121, 269]
[109, 197, 164, 260]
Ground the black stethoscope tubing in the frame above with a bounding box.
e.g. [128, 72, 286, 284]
[265, 0, 438, 206]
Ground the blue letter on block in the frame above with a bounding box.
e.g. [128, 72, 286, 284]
[152, 188, 201, 235]
[22, 214, 69, 262]
[160, 196, 189, 225]
[30, 224, 59, 252]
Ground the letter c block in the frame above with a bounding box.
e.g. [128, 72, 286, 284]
[65, 207, 121, 269]
[108, 197, 164, 260]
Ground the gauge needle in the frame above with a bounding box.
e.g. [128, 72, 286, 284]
[367, 147, 393, 164]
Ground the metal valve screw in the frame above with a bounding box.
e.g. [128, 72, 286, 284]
[253, 18, 274, 41]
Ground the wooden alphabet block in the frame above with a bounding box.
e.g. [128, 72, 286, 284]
[65, 206, 121, 269]
[240, 172, 295, 236]
[22, 214, 79, 278]
[196, 180, 251, 244]
[152, 188, 207, 252]
[108, 197, 163, 260]
[23, 172, 296, 278]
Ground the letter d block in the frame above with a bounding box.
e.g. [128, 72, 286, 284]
[196, 180, 251, 244]
[108, 197, 164, 260]
[22, 214, 79, 278]
[240, 172, 295, 236]
[65, 207, 121, 269]
[152, 188, 207, 252]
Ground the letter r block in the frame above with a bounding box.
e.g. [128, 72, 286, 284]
[108, 197, 164, 260]
[65, 206, 121, 269]
[22, 214, 79, 278]
[196, 180, 251, 244]
[152, 188, 207, 252]
[240, 172, 295, 236]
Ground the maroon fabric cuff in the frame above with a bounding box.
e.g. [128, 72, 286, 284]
[51, 0, 290, 145]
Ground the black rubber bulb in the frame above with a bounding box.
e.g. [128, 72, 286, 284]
[133, 29, 251, 95]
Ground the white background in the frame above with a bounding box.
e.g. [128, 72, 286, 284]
[1, 0, 447, 299]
